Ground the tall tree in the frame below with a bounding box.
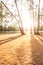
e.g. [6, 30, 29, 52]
[1, 0, 25, 35]
[0, 2, 3, 31]
[37, 0, 40, 34]
[15, 0, 25, 35]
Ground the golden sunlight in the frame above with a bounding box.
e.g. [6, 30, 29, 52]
[22, 1, 32, 32]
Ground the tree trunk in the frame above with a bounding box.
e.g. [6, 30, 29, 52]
[15, 0, 25, 35]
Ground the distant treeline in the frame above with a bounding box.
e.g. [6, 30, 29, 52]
[0, 26, 19, 32]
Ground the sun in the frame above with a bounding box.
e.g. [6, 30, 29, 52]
[22, 2, 32, 32]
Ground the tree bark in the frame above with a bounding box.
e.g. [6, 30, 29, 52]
[15, 0, 25, 35]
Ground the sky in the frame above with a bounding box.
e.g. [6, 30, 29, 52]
[1, 0, 43, 30]
[1, 0, 43, 11]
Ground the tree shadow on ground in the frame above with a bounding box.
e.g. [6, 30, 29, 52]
[0, 35, 22, 45]
[31, 35, 43, 65]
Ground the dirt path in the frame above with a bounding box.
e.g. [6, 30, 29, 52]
[0, 34, 43, 65]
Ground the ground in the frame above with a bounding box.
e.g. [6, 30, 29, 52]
[0, 33, 43, 65]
